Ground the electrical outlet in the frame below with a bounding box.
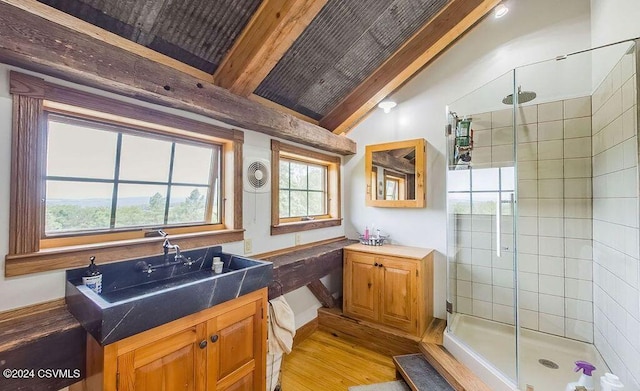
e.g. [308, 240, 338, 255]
[244, 238, 252, 254]
[295, 233, 301, 246]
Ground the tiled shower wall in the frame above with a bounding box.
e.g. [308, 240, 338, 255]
[453, 95, 594, 342]
[592, 49, 640, 388]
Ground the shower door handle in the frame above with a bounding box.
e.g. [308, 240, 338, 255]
[496, 193, 515, 257]
[496, 193, 502, 258]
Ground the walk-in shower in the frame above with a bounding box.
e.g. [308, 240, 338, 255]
[445, 39, 639, 390]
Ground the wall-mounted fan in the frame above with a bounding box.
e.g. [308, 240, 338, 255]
[243, 158, 270, 193]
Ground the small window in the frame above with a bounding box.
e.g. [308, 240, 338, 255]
[44, 115, 221, 236]
[279, 159, 327, 219]
[271, 140, 341, 235]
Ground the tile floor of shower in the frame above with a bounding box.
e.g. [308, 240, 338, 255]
[451, 313, 609, 391]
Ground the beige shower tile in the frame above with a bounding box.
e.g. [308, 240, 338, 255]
[564, 117, 592, 139]
[538, 179, 564, 198]
[564, 137, 591, 159]
[492, 126, 514, 145]
[538, 101, 563, 122]
[473, 129, 492, 147]
[472, 112, 492, 130]
[538, 120, 563, 141]
[564, 96, 591, 119]
[538, 140, 564, 160]
[518, 161, 538, 180]
[538, 159, 563, 179]
[492, 109, 513, 128]
[564, 158, 591, 178]
[622, 75, 637, 112]
[517, 124, 538, 143]
[518, 142, 538, 161]
[516, 104, 538, 125]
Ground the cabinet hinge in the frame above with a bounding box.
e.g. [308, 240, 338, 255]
[116, 373, 119, 391]
[261, 306, 264, 319]
[416, 270, 418, 277]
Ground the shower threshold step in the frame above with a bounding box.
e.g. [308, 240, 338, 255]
[393, 353, 454, 391]
[416, 343, 492, 391]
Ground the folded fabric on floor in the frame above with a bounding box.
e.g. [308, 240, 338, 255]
[348, 380, 411, 391]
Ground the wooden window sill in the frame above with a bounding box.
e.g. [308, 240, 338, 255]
[5, 229, 244, 277]
[270, 218, 342, 236]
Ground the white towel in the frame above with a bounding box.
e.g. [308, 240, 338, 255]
[268, 296, 296, 355]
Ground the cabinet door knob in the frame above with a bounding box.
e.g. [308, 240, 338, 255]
[210, 334, 219, 343]
[374, 262, 379, 267]
[199, 340, 207, 349]
[378, 264, 384, 268]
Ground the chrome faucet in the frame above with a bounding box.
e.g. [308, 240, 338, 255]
[159, 230, 185, 262]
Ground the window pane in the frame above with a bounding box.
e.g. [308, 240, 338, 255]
[45, 181, 113, 233]
[501, 166, 515, 191]
[279, 161, 290, 188]
[308, 192, 325, 215]
[119, 134, 172, 182]
[471, 168, 499, 191]
[289, 191, 308, 217]
[172, 143, 214, 184]
[448, 169, 471, 192]
[289, 162, 308, 190]
[115, 184, 168, 228]
[168, 186, 208, 224]
[47, 120, 117, 179]
[472, 192, 498, 215]
[308, 165, 324, 191]
[279, 191, 290, 218]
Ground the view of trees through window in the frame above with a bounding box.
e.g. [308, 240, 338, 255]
[279, 158, 327, 218]
[44, 115, 220, 235]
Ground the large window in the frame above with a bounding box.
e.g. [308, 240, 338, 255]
[45, 115, 221, 235]
[6, 71, 243, 276]
[271, 140, 341, 235]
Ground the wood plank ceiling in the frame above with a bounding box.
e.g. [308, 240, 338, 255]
[28, 0, 499, 135]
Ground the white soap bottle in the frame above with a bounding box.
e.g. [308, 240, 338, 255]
[600, 373, 624, 391]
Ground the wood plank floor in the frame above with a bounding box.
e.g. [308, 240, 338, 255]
[280, 330, 397, 390]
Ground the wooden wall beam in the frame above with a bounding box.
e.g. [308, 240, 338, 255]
[263, 239, 353, 299]
[0, 1, 356, 156]
[214, 0, 327, 97]
[320, 0, 501, 134]
[306, 280, 337, 308]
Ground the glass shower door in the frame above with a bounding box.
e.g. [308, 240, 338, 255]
[446, 70, 519, 383]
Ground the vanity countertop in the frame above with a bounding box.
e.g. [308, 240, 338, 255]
[344, 243, 434, 259]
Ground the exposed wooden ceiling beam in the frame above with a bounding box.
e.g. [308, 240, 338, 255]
[1, 0, 213, 82]
[249, 94, 320, 125]
[0, 1, 356, 155]
[213, 0, 327, 97]
[320, 0, 501, 135]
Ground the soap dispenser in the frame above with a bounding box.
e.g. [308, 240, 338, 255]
[565, 361, 596, 391]
[82, 256, 102, 294]
[600, 373, 624, 391]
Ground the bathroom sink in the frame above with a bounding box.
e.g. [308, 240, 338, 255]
[65, 246, 272, 345]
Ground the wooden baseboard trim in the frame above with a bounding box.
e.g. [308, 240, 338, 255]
[0, 298, 66, 323]
[419, 342, 491, 391]
[421, 317, 446, 345]
[317, 307, 420, 357]
[293, 318, 318, 348]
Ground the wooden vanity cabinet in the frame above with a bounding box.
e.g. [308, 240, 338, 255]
[77, 288, 267, 391]
[343, 244, 433, 337]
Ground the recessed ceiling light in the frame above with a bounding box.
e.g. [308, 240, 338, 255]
[378, 100, 397, 113]
[495, 4, 509, 18]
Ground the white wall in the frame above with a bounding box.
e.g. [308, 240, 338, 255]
[0, 64, 344, 328]
[344, 0, 592, 319]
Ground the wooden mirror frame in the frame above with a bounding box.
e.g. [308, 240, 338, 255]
[365, 138, 426, 208]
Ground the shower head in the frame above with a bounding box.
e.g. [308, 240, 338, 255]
[502, 86, 537, 105]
